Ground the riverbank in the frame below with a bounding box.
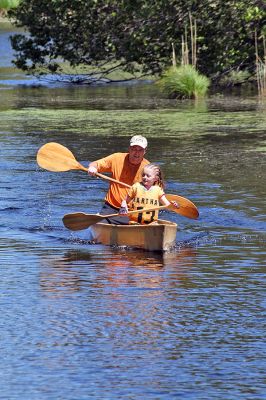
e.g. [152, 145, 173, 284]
[0, 16, 260, 95]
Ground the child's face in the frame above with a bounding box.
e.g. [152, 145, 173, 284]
[142, 167, 157, 188]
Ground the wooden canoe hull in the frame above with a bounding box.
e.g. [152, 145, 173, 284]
[90, 219, 178, 252]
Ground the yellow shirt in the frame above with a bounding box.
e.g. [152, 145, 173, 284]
[96, 153, 149, 208]
[128, 182, 165, 224]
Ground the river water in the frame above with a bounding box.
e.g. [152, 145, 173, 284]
[0, 22, 265, 399]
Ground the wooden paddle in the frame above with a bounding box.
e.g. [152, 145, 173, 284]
[165, 194, 199, 219]
[36, 142, 129, 187]
[63, 205, 171, 231]
[37, 142, 199, 219]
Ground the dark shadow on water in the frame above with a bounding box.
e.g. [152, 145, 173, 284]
[1, 206, 22, 211]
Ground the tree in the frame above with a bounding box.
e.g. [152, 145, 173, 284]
[8, 0, 266, 83]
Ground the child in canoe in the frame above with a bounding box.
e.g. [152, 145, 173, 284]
[119, 163, 179, 224]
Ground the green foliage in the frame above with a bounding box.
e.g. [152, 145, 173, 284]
[0, 0, 20, 9]
[158, 65, 210, 99]
[220, 70, 251, 87]
[7, 0, 266, 83]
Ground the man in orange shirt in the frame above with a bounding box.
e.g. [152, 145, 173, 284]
[88, 135, 149, 224]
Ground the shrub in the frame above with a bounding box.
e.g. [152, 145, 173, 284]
[219, 70, 251, 87]
[0, 0, 20, 10]
[158, 65, 210, 99]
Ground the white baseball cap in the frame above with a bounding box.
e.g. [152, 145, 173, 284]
[130, 135, 148, 149]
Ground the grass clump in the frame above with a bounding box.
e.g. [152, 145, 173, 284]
[158, 65, 210, 99]
[0, 0, 20, 10]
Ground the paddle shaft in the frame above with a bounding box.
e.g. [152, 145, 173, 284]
[67, 166, 198, 219]
[62, 205, 168, 230]
[95, 172, 130, 188]
[101, 205, 167, 219]
[80, 166, 130, 188]
[37, 142, 199, 219]
[37, 142, 130, 187]
[92, 173, 198, 219]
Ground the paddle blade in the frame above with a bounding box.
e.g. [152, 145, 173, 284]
[37, 142, 87, 172]
[166, 194, 199, 219]
[63, 212, 104, 231]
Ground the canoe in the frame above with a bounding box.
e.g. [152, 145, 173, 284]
[90, 219, 178, 252]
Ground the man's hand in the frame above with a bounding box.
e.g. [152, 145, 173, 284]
[88, 165, 98, 176]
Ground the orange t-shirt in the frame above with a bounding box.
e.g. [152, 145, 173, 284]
[96, 153, 149, 208]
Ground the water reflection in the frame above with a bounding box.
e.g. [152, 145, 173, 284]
[38, 247, 199, 356]
[39, 247, 198, 297]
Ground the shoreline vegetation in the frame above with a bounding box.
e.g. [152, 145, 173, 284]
[157, 18, 210, 99]
[0, 4, 264, 98]
[0, 14, 256, 98]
